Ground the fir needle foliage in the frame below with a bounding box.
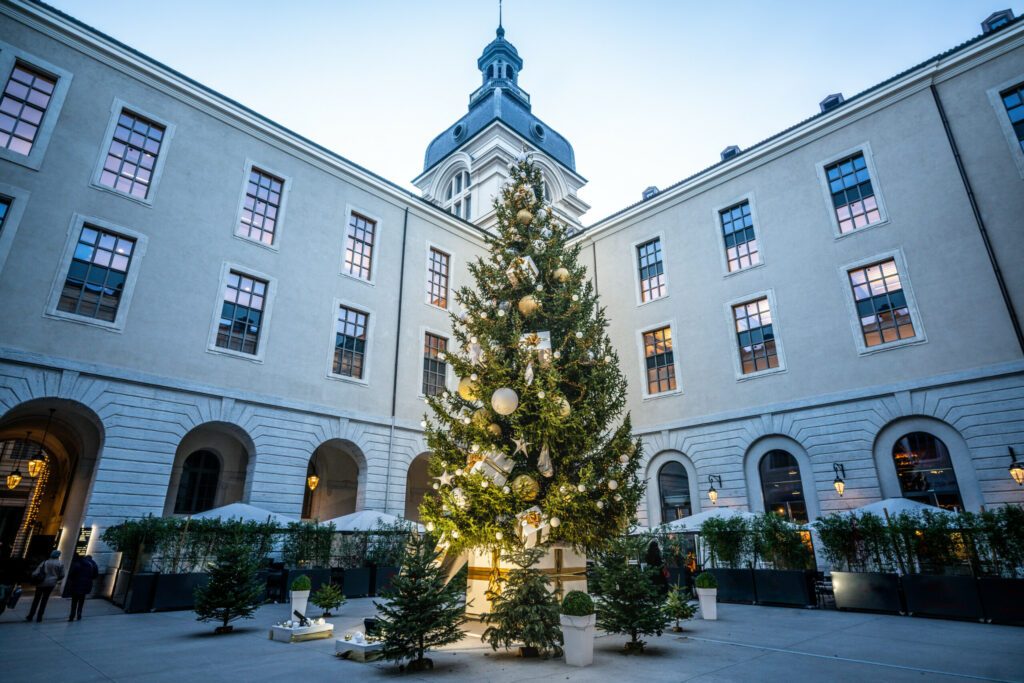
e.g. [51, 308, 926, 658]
[193, 542, 263, 632]
[481, 546, 563, 655]
[421, 153, 644, 555]
[592, 536, 668, 652]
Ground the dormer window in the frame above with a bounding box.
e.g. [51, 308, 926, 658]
[982, 9, 1014, 33]
[445, 170, 472, 220]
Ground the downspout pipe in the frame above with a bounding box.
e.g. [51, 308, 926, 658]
[930, 84, 1024, 355]
[384, 207, 410, 512]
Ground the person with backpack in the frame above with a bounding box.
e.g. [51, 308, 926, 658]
[66, 554, 99, 621]
[25, 550, 65, 622]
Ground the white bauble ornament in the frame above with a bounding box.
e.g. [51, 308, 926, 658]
[605, 355, 612, 363]
[608, 479, 618, 490]
[470, 373, 478, 381]
[426, 521, 435, 532]
[554, 267, 570, 283]
[537, 390, 546, 399]
[619, 454, 629, 464]
[614, 494, 622, 502]
[535, 284, 543, 292]
[451, 530, 459, 539]
[433, 482, 440, 490]
[575, 331, 583, 339]
[458, 377, 478, 401]
[495, 531, 503, 540]
[550, 517, 561, 528]
[491, 387, 519, 415]
[461, 416, 471, 425]
[455, 468, 464, 476]
[572, 294, 579, 302]
[481, 480, 489, 488]
[502, 486, 511, 494]
[442, 391, 450, 399]
[471, 444, 480, 452]
[481, 311, 488, 319]
[420, 421, 427, 428]
[471, 336, 478, 344]
[577, 484, 586, 493]
[553, 351, 561, 360]
[518, 295, 539, 316]
[559, 485, 567, 494]
[597, 501, 605, 509]
[498, 309, 506, 317]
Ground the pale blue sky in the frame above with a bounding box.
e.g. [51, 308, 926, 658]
[46, 0, 1015, 223]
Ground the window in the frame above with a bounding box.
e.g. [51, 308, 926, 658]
[848, 259, 915, 348]
[422, 333, 448, 396]
[825, 152, 881, 234]
[174, 450, 220, 514]
[719, 201, 760, 272]
[658, 461, 691, 523]
[637, 238, 666, 302]
[343, 212, 376, 281]
[1000, 83, 1024, 153]
[238, 168, 284, 246]
[892, 432, 963, 511]
[733, 297, 779, 375]
[333, 305, 368, 379]
[643, 326, 676, 394]
[98, 109, 165, 200]
[0, 62, 55, 156]
[57, 225, 136, 322]
[217, 271, 267, 355]
[444, 170, 472, 220]
[427, 247, 450, 308]
[759, 450, 807, 524]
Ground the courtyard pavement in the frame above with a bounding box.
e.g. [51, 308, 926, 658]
[1, 594, 1022, 682]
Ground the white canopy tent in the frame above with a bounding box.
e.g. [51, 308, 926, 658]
[658, 507, 757, 533]
[322, 510, 424, 533]
[839, 497, 939, 520]
[190, 502, 296, 526]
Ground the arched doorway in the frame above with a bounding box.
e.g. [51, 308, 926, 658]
[404, 453, 431, 522]
[302, 439, 364, 521]
[163, 422, 252, 516]
[0, 399, 103, 574]
[891, 432, 963, 511]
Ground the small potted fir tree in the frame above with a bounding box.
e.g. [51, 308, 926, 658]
[290, 574, 311, 618]
[665, 584, 697, 631]
[559, 591, 596, 667]
[695, 572, 718, 620]
[310, 582, 345, 617]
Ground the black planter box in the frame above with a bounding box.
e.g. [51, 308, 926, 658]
[708, 568, 756, 603]
[832, 571, 903, 613]
[903, 574, 983, 621]
[151, 572, 209, 612]
[753, 569, 815, 607]
[342, 567, 372, 598]
[123, 572, 157, 613]
[373, 566, 399, 596]
[978, 577, 1024, 625]
[667, 567, 686, 588]
[110, 568, 132, 608]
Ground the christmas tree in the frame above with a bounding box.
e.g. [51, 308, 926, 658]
[421, 152, 643, 558]
[481, 546, 563, 656]
[193, 542, 264, 633]
[664, 584, 697, 632]
[375, 532, 467, 671]
[592, 536, 668, 652]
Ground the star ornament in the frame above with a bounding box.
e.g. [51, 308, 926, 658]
[436, 470, 454, 487]
[512, 436, 531, 457]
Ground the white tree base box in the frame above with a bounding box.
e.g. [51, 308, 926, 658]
[335, 638, 384, 662]
[466, 543, 586, 617]
[269, 622, 334, 643]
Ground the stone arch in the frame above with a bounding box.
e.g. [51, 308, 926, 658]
[163, 421, 255, 516]
[0, 397, 105, 567]
[531, 155, 569, 201]
[404, 452, 432, 522]
[302, 438, 367, 521]
[428, 153, 473, 202]
[872, 416, 981, 511]
[743, 434, 821, 522]
[644, 450, 701, 527]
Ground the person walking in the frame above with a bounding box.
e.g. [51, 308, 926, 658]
[25, 550, 65, 622]
[66, 554, 98, 621]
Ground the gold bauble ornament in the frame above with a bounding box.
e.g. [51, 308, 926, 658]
[558, 396, 571, 417]
[472, 408, 490, 427]
[553, 267, 570, 283]
[516, 208, 534, 225]
[518, 295, 539, 316]
[491, 387, 520, 415]
[487, 422, 503, 437]
[511, 474, 540, 501]
[457, 377, 478, 401]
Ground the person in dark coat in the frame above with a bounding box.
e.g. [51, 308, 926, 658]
[26, 550, 65, 622]
[645, 540, 670, 597]
[66, 554, 98, 621]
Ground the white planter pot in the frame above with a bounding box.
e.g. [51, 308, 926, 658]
[696, 587, 718, 620]
[290, 589, 310, 618]
[560, 613, 596, 667]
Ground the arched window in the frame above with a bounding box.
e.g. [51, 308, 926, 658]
[444, 170, 472, 220]
[505, 64, 513, 79]
[892, 432, 963, 511]
[658, 461, 691, 523]
[759, 450, 807, 523]
[174, 450, 220, 514]
[488, 64, 494, 79]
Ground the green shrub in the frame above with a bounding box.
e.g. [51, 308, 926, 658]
[310, 583, 345, 616]
[700, 517, 750, 568]
[290, 574, 311, 592]
[694, 571, 717, 589]
[282, 521, 334, 568]
[751, 513, 813, 570]
[665, 584, 697, 630]
[561, 590, 594, 616]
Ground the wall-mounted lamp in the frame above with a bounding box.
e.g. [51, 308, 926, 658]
[833, 463, 846, 497]
[28, 409, 55, 478]
[707, 474, 722, 505]
[307, 473, 320, 491]
[1010, 447, 1024, 486]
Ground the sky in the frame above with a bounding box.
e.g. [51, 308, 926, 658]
[44, 0, 1016, 224]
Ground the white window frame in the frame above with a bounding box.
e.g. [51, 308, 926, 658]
[325, 297, 374, 386]
[839, 247, 927, 356]
[0, 181, 30, 275]
[424, 241, 453, 311]
[443, 167, 473, 220]
[0, 41, 74, 171]
[340, 204, 381, 285]
[712, 192, 767, 277]
[44, 212, 148, 333]
[631, 232, 669, 307]
[89, 98, 176, 207]
[635, 319, 683, 399]
[418, 326, 453, 399]
[205, 261, 277, 363]
[724, 289, 788, 381]
[815, 141, 890, 240]
[231, 158, 292, 252]
[987, 73, 1024, 180]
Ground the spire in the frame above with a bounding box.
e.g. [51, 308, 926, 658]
[497, 0, 504, 38]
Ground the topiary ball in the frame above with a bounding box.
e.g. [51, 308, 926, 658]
[561, 590, 594, 616]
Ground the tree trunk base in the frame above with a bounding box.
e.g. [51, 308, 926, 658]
[402, 658, 433, 672]
[519, 646, 540, 658]
[624, 640, 645, 654]
[214, 625, 234, 634]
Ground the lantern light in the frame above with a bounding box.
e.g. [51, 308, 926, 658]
[1009, 447, 1024, 486]
[707, 474, 722, 505]
[833, 463, 847, 497]
[6, 469, 22, 490]
[307, 474, 320, 491]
